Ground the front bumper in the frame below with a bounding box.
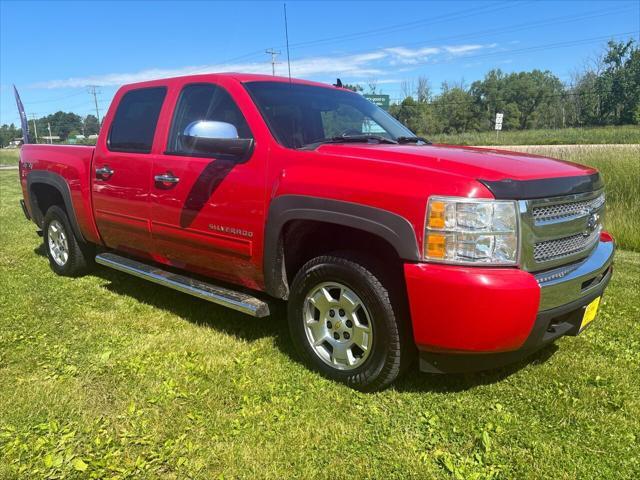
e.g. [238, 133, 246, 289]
[404, 233, 615, 373]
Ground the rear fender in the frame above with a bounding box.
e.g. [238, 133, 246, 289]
[27, 171, 87, 243]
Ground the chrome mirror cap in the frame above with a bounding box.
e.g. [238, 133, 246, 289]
[183, 120, 239, 140]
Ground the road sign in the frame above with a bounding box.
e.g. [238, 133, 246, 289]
[364, 94, 390, 110]
[495, 123, 503, 131]
[495, 113, 504, 130]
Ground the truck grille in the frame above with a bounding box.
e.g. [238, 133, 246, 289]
[520, 189, 605, 271]
[532, 193, 605, 223]
[534, 230, 600, 263]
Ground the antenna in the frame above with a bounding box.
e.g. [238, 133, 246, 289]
[283, 3, 292, 83]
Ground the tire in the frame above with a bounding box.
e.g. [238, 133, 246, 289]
[288, 254, 412, 391]
[43, 205, 93, 277]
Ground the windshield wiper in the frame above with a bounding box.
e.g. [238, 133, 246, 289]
[396, 136, 431, 145]
[301, 135, 398, 149]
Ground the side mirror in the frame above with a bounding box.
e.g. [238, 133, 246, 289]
[181, 120, 253, 161]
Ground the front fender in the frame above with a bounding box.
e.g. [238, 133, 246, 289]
[263, 194, 420, 298]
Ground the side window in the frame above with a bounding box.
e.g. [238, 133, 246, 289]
[108, 87, 166, 153]
[166, 83, 252, 155]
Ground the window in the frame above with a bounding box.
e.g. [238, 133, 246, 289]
[166, 83, 252, 155]
[108, 87, 166, 153]
[244, 82, 414, 149]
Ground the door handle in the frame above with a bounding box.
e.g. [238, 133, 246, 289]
[154, 172, 180, 185]
[95, 166, 114, 180]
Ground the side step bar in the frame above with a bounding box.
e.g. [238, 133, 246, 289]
[95, 253, 270, 317]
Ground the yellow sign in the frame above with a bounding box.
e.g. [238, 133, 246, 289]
[581, 297, 601, 331]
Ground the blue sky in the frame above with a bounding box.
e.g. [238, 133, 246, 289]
[1, 0, 638, 125]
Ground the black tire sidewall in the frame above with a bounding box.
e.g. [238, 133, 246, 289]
[288, 256, 402, 390]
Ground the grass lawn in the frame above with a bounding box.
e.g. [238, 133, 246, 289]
[491, 145, 640, 252]
[428, 125, 640, 146]
[0, 149, 19, 166]
[1, 152, 640, 478]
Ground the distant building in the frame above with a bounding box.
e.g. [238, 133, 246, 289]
[41, 136, 61, 143]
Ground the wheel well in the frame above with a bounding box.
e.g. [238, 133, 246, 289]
[282, 220, 405, 288]
[281, 220, 414, 346]
[30, 183, 65, 226]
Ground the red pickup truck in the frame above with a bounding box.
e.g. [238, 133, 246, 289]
[18, 73, 614, 390]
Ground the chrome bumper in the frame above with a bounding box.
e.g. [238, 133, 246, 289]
[536, 239, 614, 311]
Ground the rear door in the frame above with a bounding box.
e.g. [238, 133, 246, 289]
[149, 81, 267, 289]
[92, 86, 167, 256]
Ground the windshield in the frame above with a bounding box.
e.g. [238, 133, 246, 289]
[244, 81, 416, 149]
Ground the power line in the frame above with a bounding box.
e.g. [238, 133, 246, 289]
[388, 31, 639, 71]
[286, 1, 528, 51]
[21, 90, 86, 105]
[304, 6, 636, 63]
[186, 1, 526, 77]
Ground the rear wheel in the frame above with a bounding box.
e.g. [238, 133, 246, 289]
[288, 254, 411, 391]
[43, 205, 93, 276]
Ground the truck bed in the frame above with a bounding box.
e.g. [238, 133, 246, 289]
[20, 144, 99, 243]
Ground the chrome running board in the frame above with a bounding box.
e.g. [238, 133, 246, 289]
[95, 252, 270, 317]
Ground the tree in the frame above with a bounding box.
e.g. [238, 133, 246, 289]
[471, 69, 564, 130]
[0, 123, 21, 147]
[416, 76, 431, 103]
[41, 111, 83, 140]
[597, 40, 640, 124]
[84, 114, 100, 135]
[400, 80, 415, 99]
[432, 82, 479, 133]
[367, 78, 378, 94]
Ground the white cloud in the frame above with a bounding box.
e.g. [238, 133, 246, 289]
[444, 44, 486, 55]
[383, 46, 441, 65]
[30, 43, 499, 89]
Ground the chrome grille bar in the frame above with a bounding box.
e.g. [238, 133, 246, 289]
[532, 193, 605, 223]
[518, 189, 605, 272]
[534, 229, 600, 263]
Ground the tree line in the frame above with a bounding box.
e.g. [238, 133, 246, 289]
[0, 112, 100, 147]
[388, 40, 639, 135]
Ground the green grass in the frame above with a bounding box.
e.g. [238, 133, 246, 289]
[0, 149, 19, 166]
[502, 145, 640, 251]
[1, 163, 640, 477]
[429, 125, 640, 146]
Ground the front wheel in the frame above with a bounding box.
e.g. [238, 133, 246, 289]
[288, 254, 411, 391]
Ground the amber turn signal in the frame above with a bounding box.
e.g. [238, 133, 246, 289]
[428, 201, 446, 229]
[426, 233, 446, 258]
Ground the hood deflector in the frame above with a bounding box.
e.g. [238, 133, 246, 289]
[479, 173, 603, 200]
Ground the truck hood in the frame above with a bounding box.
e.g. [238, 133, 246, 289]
[314, 143, 595, 182]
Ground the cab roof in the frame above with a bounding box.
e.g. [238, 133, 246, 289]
[119, 72, 339, 91]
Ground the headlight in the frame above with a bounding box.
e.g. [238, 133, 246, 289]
[424, 196, 519, 265]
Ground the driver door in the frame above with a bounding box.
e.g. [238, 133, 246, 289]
[150, 82, 266, 289]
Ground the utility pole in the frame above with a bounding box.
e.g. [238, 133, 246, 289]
[29, 113, 39, 143]
[87, 85, 101, 125]
[265, 48, 281, 76]
[47, 122, 53, 144]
